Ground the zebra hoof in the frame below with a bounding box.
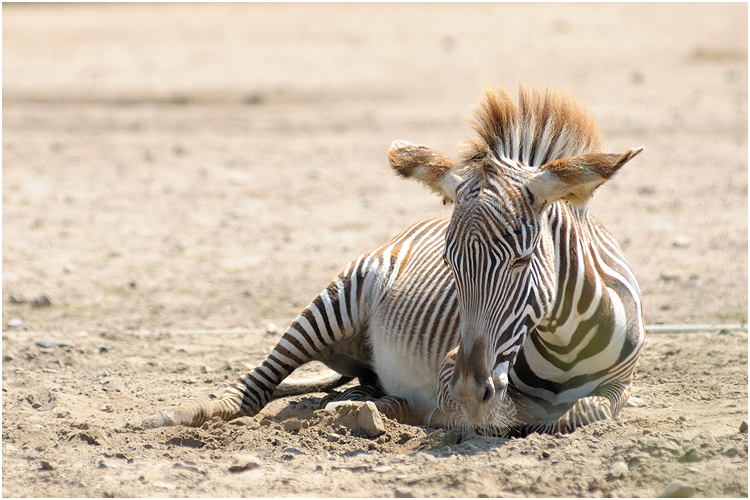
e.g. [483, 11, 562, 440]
[141, 410, 178, 428]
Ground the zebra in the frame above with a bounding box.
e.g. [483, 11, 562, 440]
[143, 84, 645, 436]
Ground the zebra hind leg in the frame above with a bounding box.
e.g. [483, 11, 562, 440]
[321, 386, 411, 424]
[510, 383, 630, 437]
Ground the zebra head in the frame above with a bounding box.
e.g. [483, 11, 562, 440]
[389, 85, 643, 430]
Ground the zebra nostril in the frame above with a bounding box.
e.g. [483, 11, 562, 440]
[481, 383, 495, 404]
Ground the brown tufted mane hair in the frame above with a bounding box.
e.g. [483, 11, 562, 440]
[459, 85, 605, 174]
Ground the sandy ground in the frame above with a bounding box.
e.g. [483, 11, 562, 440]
[2, 3, 748, 498]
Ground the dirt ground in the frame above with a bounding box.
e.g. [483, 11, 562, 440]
[2, 3, 748, 498]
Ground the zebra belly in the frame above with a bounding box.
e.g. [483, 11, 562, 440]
[368, 324, 441, 424]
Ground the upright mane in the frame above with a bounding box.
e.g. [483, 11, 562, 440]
[461, 85, 604, 168]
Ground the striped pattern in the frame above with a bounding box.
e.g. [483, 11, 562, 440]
[144, 85, 644, 436]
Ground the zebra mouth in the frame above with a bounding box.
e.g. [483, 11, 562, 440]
[458, 391, 518, 435]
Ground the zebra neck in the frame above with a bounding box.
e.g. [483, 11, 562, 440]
[535, 202, 613, 347]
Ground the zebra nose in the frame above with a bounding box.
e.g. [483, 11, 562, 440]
[453, 376, 496, 408]
[480, 381, 495, 404]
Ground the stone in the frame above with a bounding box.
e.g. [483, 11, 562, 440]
[608, 459, 629, 479]
[739, 421, 748, 433]
[228, 454, 261, 473]
[395, 487, 414, 498]
[659, 270, 681, 283]
[30, 295, 51, 308]
[38, 460, 55, 470]
[357, 401, 386, 438]
[659, 480, 695, 498]
[283, 419, 303, 432]
[7, 293, 26, 304]
[626, 396, 646, 407]
[672, 236, 692, 248]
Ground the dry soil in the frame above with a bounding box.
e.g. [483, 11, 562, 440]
[2, 3, 747, 498]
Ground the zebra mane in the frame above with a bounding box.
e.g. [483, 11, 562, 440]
[460, 85, 604, 170]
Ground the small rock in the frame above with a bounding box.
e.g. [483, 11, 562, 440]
[30, 295, 51, 308]
[672, 236, 692, 248]
[281, 447, 306, 456]
[36, 338, 75, 350]
[228, 455, 261, 473]
[659, 271, 681, 283]
[283, 419, 303, 432]
[327, 432, 342, 443]
[739, 421, 748, 433]
[395, 487, 414, 498]
[678, 447, 703, 463]
[608, 459, 629, 479]
[3, 355, 13, 362]
[265, 323, 279, 335]
[6, 318, 23, 328]
[8, 293, 26, 304]
[38, 460, 55, 470]
[357, 401, 386, 438]
[228, 416, 259, 428]
[659, 480, 695, 498]
[626, 396, 646, 408]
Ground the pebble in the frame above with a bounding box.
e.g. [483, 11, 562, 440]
[608, 459, 629, 479]
[281, 447, 306, 456]
[739, 421, 748, 433]
[357, 401, 386, 438]
[659, 479, 695, 498]
[30, 295, 51, 308]
[6, 318, 23, 328]
[659, 271, 681, 283]
[36, 338, 75, 350]
[283, 419, 303, 432]
[38, 460, 55, 471]
[228, 455, 262, 473]
[395, 487, 414, 498]
[626, 396, 646, 408]
[672, 236, 692, 248]
[7, 293, 26, 304]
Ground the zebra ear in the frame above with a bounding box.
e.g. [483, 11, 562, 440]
[531, 147, 644, 208]
[389, 140, 462, 203]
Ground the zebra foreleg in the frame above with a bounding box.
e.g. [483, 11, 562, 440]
[143, 262, 378, 428]
[142, 359, 284, 428]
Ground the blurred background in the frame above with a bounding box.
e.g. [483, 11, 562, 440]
[3, 3, 747, 332]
